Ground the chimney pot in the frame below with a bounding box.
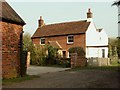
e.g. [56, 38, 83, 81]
[38, 16, 44, 27]
[87, 8, 93, 18]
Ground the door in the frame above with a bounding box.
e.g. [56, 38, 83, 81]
[62, 51, 66, 58]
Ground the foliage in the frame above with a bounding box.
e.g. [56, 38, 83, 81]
[23, 32, 34, 52]
[108, 37, 120, 61]
[117, 38, 120, 59]
[112, 0, 120, 6]
[56, 58, 71, 68]
[108, 38, 118, 57]
[46, 45, 58, 65]
[2, 75, 39, 85]
[68, 65, 120, 71]
[30, 44, 59, 66]
[23, 32, 70, 67]
[30, 45, 48, 66]
[68, 46, 85, 57]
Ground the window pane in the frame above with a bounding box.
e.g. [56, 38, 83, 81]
[68, 36, 74, 43]
[41, 38, 45, 44]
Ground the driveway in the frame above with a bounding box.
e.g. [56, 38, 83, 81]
[27, 65, 70, 75]
[3, 69, 119, 88]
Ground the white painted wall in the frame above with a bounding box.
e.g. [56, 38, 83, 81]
[86, 21, 108, 58]
[86, 21, 100, 46]
[86, 47, 108, 58]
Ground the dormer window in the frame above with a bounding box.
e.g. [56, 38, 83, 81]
[67, 35, 74, 44]
[40, 38, 45, 45]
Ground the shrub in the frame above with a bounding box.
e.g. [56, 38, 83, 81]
[30, 45, 47, 66]
[56, 58, 71, 68]
[68, 46, 85, 57]
[46, 45, 58, 65]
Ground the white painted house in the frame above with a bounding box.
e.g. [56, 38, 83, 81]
[86, 9, 108, 58]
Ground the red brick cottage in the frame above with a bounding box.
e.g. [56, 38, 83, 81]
[0, 1, 25, 78]
[32, 16, 90, 58]
[32, 9, 108, 59]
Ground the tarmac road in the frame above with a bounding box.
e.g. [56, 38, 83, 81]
[3, 66, 120, 88]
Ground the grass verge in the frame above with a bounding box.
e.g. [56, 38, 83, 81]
[67, 64, 120, 71]
[2, 75, 40, 85]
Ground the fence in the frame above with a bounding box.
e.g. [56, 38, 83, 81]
[87, 57, 110, 66]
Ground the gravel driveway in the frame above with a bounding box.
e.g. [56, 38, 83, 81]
[3, 69, 120, 88]
[27, 65, 70, 75]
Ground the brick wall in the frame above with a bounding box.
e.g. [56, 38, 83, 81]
[1, 21, 23, 79]
[32, 34, 86, 57]
[71, 53, 86, 68]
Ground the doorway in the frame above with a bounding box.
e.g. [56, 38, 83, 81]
[62, 51, 66, 58]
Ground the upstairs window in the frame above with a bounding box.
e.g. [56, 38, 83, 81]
[40, 38, 45, 45]
[67, 35, 74, 44]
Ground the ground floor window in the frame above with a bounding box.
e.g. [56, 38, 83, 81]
[102, 49, 105, 58]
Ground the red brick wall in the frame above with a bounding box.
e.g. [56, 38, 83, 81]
[1, 21, 23, 79]
[71, 53, 86, 68]
[32, 34, 86, 57]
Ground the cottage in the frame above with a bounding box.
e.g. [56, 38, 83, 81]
[0, 1, 25, 78]
[32, 8, 108, 60]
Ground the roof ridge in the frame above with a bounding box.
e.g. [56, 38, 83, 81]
[45, 20, 87, 26]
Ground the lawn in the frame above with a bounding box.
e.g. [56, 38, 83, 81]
[2, 75, 39, 85]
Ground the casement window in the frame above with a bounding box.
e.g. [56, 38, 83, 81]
[67, 35, 74, 44]
[40, 38, 45, 45]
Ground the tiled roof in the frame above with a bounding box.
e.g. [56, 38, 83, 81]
[0, 1, 25, 25]
[48, 41, 62, 49]
[32, 20, 90, 38]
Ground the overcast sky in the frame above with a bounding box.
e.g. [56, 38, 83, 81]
[6, 0, 118, 38]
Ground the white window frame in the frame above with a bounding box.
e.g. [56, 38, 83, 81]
[67, 35, 74, 44]
[40, 38, 45, 45]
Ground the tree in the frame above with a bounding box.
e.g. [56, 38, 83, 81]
[112, 1, 120, 60]
[117, 37, 120, 59]
[108, 38, 118, 57]
[112, 0, 120, 6]
[23, 32, 33, 52]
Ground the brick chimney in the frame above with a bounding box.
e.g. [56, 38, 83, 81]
[38, 16, 44, 27]
[87, 8, 93, 22]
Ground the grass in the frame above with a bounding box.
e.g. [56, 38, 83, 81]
[2, 75, 40, 85]
[68, 63, 120, 71]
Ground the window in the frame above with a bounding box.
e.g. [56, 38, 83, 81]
[102, 49, 105, 58]
[40, 38, 45, 45]
[67, 35, 74, 44]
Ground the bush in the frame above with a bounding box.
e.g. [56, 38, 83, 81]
[46, 45, 58, 65]
[30, 45, 48, 66]
[68, 46, 85, 57]
[30, 44, 59, 66]
[56, 58, 71, 68]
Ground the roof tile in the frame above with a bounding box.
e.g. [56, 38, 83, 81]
[32, 20, 90, 38]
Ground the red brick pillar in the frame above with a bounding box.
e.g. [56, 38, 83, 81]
[71, 53, 77, 68]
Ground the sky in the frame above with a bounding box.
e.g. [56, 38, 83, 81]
[6, 0, 118, 38]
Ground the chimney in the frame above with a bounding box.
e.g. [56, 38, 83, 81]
[87, 8, 93, 22]
[38, 16, 44, 27]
